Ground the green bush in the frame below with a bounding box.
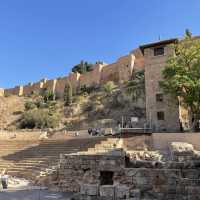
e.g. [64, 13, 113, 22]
[41, 89, 55, 103]
[20, 109, 60, 129]
[79, 85, 98, 95]
[64, 82, 73, 106]
[24, 101, 36, 110]
[103, 81, 117, 95]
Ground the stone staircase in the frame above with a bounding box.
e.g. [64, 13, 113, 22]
[75, 138, 124, 155]
[36, 137, 125, 187]
[0, 137, 106, 181]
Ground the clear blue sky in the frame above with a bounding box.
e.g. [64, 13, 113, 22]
[0, 0, 199, 88]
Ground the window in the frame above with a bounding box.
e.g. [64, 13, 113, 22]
[156, 93, 164, 102]
[154, 47, 164, 56]
[157, 111, 165, 120]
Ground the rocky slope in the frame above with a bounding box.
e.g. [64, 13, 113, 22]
[0, 88, 146, 131]
[0, 96, 25, 130]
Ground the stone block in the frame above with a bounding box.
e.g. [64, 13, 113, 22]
[129, 189, 140, 199]
[115, 185, 130, 199]
[99, 185, 115, 198]
[80, 184, 99, 196]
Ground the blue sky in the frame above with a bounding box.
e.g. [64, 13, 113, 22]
[0, 0, 199, 88]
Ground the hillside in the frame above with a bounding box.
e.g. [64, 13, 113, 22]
[0, 85, 146, 131]
[0, 96, 25, 130]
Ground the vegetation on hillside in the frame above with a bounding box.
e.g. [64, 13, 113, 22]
[125, 70, 145, 102]
[103, 81, 117, 95]
[20, 91, 60, 129]
[72, 60, 94, 74]
[64, 82, 73, 106]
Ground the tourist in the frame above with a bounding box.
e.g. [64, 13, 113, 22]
[88, 128, 92, 135]
[75, 131, 79, 136]
[1, 169, 9, 189]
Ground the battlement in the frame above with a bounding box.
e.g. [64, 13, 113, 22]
[1, 48, 144, 97]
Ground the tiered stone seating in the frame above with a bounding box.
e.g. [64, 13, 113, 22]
[0, 137, 106, 180]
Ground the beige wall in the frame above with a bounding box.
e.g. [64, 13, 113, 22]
[55, 77, 69, 98]
[4, 86, 23, 96]
[118, 54, 135, 83]
[0, 88, 4, 97]
[43, 79, 57, 93]
[23, 81, 44, 96]
[144, 44, 180, 132]
[67, 72, 80, 91]
[131, 48, 145, 71]
[79, 63, 106, 87]
[100, 53, 136, 84]
[1, 48, 144, 98]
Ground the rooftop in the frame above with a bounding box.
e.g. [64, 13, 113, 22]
[139, 38, 178, 54]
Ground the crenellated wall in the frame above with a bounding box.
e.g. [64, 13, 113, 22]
[23, 81, 44, 96]
[55, 77, 70, 98]
[4, 86, 23, 96]
[43, 79, 57, 93]
[0, 48, 144, 98]
[79, 63, 107, 87]
[67, 72, 81, 91]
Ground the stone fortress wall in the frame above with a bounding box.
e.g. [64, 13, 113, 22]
[2, 37, 196, 132]
[2, 48, 144, 98]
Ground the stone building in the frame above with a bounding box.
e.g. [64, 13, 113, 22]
[140, 39, 180, 132]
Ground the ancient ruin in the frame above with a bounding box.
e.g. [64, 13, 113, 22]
[34, 134, 200, 200]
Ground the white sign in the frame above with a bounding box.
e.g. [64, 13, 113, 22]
[131, 117, 138, 123]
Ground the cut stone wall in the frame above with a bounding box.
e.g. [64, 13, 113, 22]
[144, 44, 180, 132]
[49, 141, 200, 200]
[23, 81, 44, 96]
[79, 63, 106, 88]
[55, 77, 69, 98]
[67, 72, 81, 91]
[100, 53, 136, 84]
[43, 79, 57, 93]
[1, 48, 144, 99]
[4, 86, 23, 96]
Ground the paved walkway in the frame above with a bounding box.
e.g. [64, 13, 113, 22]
[0, 189, 73, 200]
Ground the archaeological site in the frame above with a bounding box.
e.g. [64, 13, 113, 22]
[0, 35, 200, 200]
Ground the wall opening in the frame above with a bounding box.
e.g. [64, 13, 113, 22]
[100, 171, 114, 185]
[154, 46, 165, 56]
[157, 111, 165, 120]
[156, 93, 164, 102]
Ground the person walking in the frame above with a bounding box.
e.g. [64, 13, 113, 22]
[1, 169, 9, 189]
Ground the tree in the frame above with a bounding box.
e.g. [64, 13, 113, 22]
[64, 82, 73, 106]
[125, 70, 145, 102]
[185, 29, 192, 39]
[42, 89, 55, 103]
[72, 60, 94, 74]
[103, 81, 117, 95]
[160, 35, 200, 131]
